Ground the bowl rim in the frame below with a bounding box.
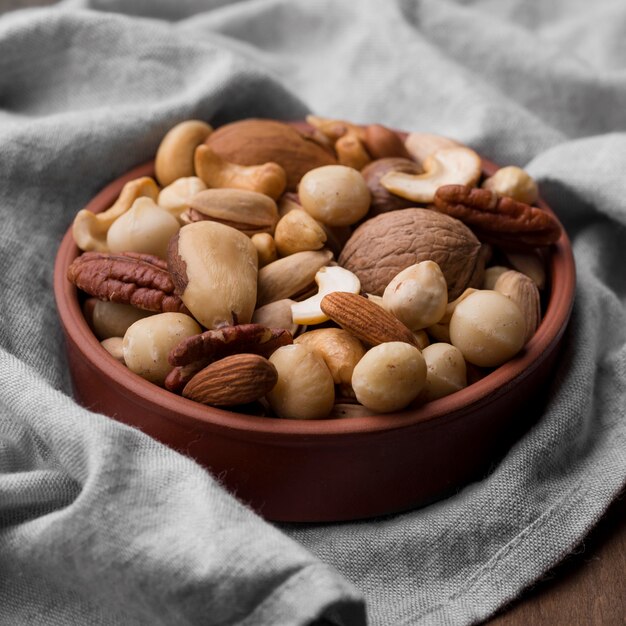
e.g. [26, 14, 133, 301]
[54, 158, 576, 443]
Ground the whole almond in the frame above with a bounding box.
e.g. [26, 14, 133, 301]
[494, 270, 541, 343]
[182, 353, 278, 406]
[320, 292, 418, 347]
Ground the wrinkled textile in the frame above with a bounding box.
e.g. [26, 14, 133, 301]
[1, 1, 625, 624]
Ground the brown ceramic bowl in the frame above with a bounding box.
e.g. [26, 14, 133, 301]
[54, 152, 576, 523]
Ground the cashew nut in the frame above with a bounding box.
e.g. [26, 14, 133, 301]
[72, 176, 159, 252]
[157, 176, 207, 221]
[482, 166, 538, 205]
[274, 209, 327, 256]
[154, 120, 213, 187]
[403, 132, 461, 164]
[194, 144, 287, 200]
[380, 146, 482, 203]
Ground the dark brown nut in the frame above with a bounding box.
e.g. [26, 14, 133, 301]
[67, 251, 189, 314]
[361, 158, 423, 215]
[182, 353, 278, 407]
[363, 124, 411, 159]
[204, 119, 337, 191]
[338, 208, 487, 299]
[433, 185, 562, 248]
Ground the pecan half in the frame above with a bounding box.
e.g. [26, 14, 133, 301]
[433, 185, 562, 248]
[164, 323, 292, 393]
[67, 251, 189, 314]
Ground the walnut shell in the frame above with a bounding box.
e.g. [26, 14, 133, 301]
[204, 119, 337, 191]
[338, 208, 487, 299]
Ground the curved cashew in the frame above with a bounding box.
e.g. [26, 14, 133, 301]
[291, 265, 361, 325]
[380, 146, 482, 204]
[72, 177, 159, 252]
[404, 132, 461, 164]
[154, 120, 213, 186]
[194, 144, 287, 200]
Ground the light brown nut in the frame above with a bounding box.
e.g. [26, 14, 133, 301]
[167, 222, 258, 329]
[482, 166, 539, 205]
[158, 177, 207, 221]
[252, 299, 299, 336]
[123, 313, 201, 386]
[419, 342, 467, 403]
[352, 342, 426, 413]
[274, 209, 327, 256]
[67, 251, 189, 314]
[107, 197, 181, 259]
[339, 208, 487, 300]
[155, 120, 213, 187]
[504, 250, 546, 290]
[92, 300, 153, 340]
[494, 270, 541, 343]
[381, 146, 482, 203]
[182, 353, 278, 407]
[449, 290, 526, 367]
[250, 233, 278, 267]
[72, 177, 159, 252]
[194, 145, 287, 200]
[304, 115, 365, 142]
[382, 261, 448, 331]
[363, 124, 411, 159]
[295, 328, 366, 385]
[184, 188, 279, 236]
[299, 165, 371, 227]
[205, 118, 337, 190]
[403, 132, 461, 164]
[100, 337, 125, 363]
[433, 184, 562, 248]
[426, 288, 477, 343]
[256, 249, 333, 307]
[482, 266, 510, 290]
[335, 132, 371, 170]
[320, 292, 418, 347]
[267, 344, 335, 419]
[361, 158, 423, 216]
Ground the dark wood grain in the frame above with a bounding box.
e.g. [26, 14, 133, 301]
[488, 491, 626, 625]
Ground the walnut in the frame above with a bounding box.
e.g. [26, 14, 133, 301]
[338, 208, 488, 299]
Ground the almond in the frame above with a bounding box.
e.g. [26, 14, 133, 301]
[494, 270, 541, 343]
[182, 353, 278, 406]
[319, 292, 418, 347]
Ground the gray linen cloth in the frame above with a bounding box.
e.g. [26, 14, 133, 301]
[1, 1, 625, 624]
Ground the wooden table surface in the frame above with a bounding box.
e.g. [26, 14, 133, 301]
[488, 490, 626, 625]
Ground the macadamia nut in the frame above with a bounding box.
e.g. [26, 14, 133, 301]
[351, 342, 426, 413]
[383, 260, 448, 330]
[299, 165, 370, 226]
[123, 313, 201, 386]
[267, 344, 335, 419]
[420, 342, 467, 402]
[107, 197, 180, 259]
[449, 290, 525, 367]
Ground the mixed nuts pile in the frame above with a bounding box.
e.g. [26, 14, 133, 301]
[67, 116, 561, 419]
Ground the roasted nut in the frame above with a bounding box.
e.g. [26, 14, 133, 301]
[482, 166, 539, 205]
[107, 197, 181, 259]
[482, 266, 510, 290]
[295, 328, 366, 385]
[72, 177, 159, 252]
[339, 208, 486, 299]
[382, 261, 448, 331]
[205, 118, 337, 190]
[123, 313, 201, 385]
[299, 165, 371, 227]
[291, 265, 361, 325]
[92, 300, 153, 340]
[380, 147, 482, 203]
[182, 353, 278, 406]
[274, 209, 327, 256]
[250, 233, 277, 267]
[100, 337, 125, 363]
[256, 249, 333, 306]
[267, 344, 335, 419]
[363, 124, 411, 159]
[494, 270, 541, 343]
[305, 115, 365, 142]
[351, 342, 427, 413]
[184, 188, 279, 236]
[194, 144, 287, 200]
[361, 158, 423, 215]
[403, 132, 461, 164]
[449, 290, 526, 367]
[335, 132, 371, 170]
[504, 250, 546, 290]
[320, 292, 418, 347]
[419, 342, 467, 402]
[252, 299, 299, 335]
[155, 120, 213, 187]
[426, 288, 478, 343]
[158, 177, 207, 221]
[167, 221, 258, 329]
